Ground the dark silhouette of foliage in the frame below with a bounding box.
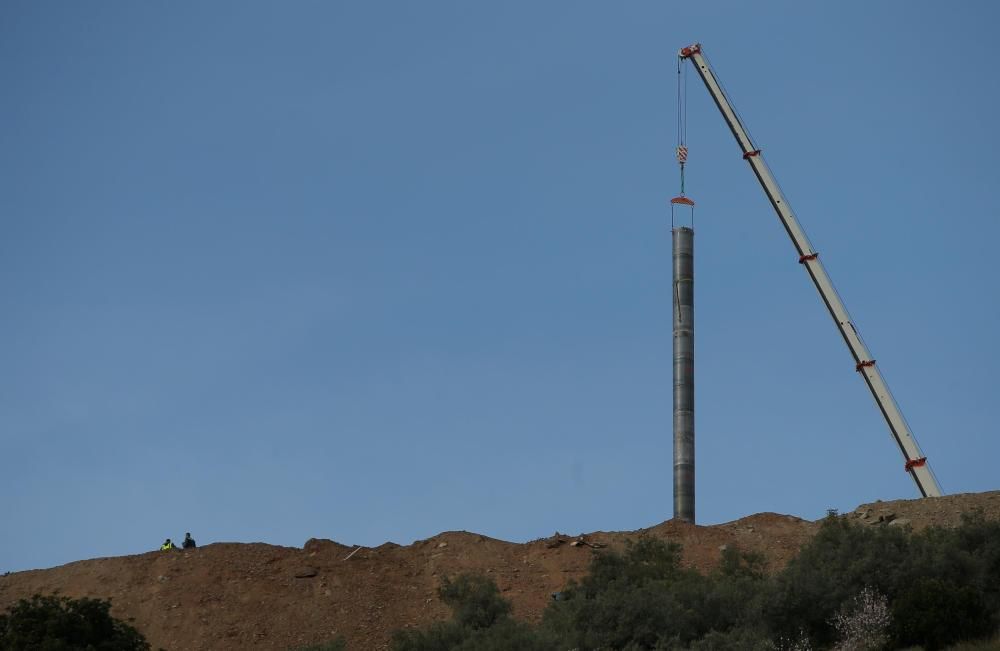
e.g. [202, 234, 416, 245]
[891, 578, 992, 651]
[390, 516, 1000, 650]
[0, 594, 151, 651]
[768, 514, 1000, 650]
[540, 537, 772, 650]
[436, 573, 511, 630]
[390, 573, 548, 651]
[766, 516, 910, 646]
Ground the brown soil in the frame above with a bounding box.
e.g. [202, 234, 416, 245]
[2, 491, 998, 651]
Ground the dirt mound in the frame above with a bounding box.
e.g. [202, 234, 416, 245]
[2, 491, 998, 651]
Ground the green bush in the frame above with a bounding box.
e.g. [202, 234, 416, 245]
[449, 619, 551, 651]
[0, 594, 151, 651]
[766, 516, 910, 646]
[390, 622, 468, 651]
[390, 573, 549, 651]
[892, 578, 992, 651]
[540, 537, 772, 650]
[436, 573, 511, 630]
[390, 516, 1000, 651]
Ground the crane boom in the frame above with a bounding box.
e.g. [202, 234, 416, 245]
[678, 43, 942, 497]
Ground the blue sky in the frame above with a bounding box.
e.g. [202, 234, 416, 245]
[2, 1, 998, 573]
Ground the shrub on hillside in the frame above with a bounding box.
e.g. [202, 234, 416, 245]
[541, 537, 772, 650]
[390, 573, 549, 651]
[766, 516, 909, 647]
[769, 514, 1000, 650]
[891, 578, 992, 651]
[390, 515, 1000, 651]
[437, 573, 511, 630]
[0, 594, 151, 651]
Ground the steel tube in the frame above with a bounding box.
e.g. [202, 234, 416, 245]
[673, 226, 695, 522]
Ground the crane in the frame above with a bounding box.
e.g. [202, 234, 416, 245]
[677, 43, 942, 498]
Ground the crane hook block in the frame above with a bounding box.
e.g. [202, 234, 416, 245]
[904, 457, 928, 472]
[679, 43, 701, 59]
[670, 196, 695, 206]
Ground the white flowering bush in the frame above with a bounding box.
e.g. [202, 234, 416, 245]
[831, 586, 890, 651]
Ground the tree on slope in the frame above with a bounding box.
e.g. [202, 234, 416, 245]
[390, 573, 549, 651]
[0, 594, 151, 651]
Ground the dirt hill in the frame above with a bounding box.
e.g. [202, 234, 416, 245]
[2, 491, 998, 651]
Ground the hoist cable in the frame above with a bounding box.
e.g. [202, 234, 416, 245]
[676, 56, 683, 147]
[675, 54, 688, 197]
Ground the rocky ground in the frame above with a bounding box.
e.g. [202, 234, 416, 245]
[2, 491, 998, 651]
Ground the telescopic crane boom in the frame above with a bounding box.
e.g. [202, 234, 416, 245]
[678, 43, 942, 497]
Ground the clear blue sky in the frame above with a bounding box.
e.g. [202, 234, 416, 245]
[2, 2, 998, 573]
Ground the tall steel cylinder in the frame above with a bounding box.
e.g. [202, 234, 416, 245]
[672, 226, 695, 523]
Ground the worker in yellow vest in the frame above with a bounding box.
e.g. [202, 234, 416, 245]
[160, 538, 174, 551]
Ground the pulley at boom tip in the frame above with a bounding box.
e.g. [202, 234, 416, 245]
[679, 43, 701, 59]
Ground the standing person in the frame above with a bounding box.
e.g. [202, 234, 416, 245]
[160, 539, 174, 551]
[182, 533, 197, 549]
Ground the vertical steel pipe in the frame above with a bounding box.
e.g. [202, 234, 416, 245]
[673, 226, 695, 523]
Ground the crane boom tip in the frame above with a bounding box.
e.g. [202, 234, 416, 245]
[679, 43, 701, 59]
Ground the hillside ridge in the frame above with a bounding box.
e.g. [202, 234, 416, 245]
[2, 491, 998, 651]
